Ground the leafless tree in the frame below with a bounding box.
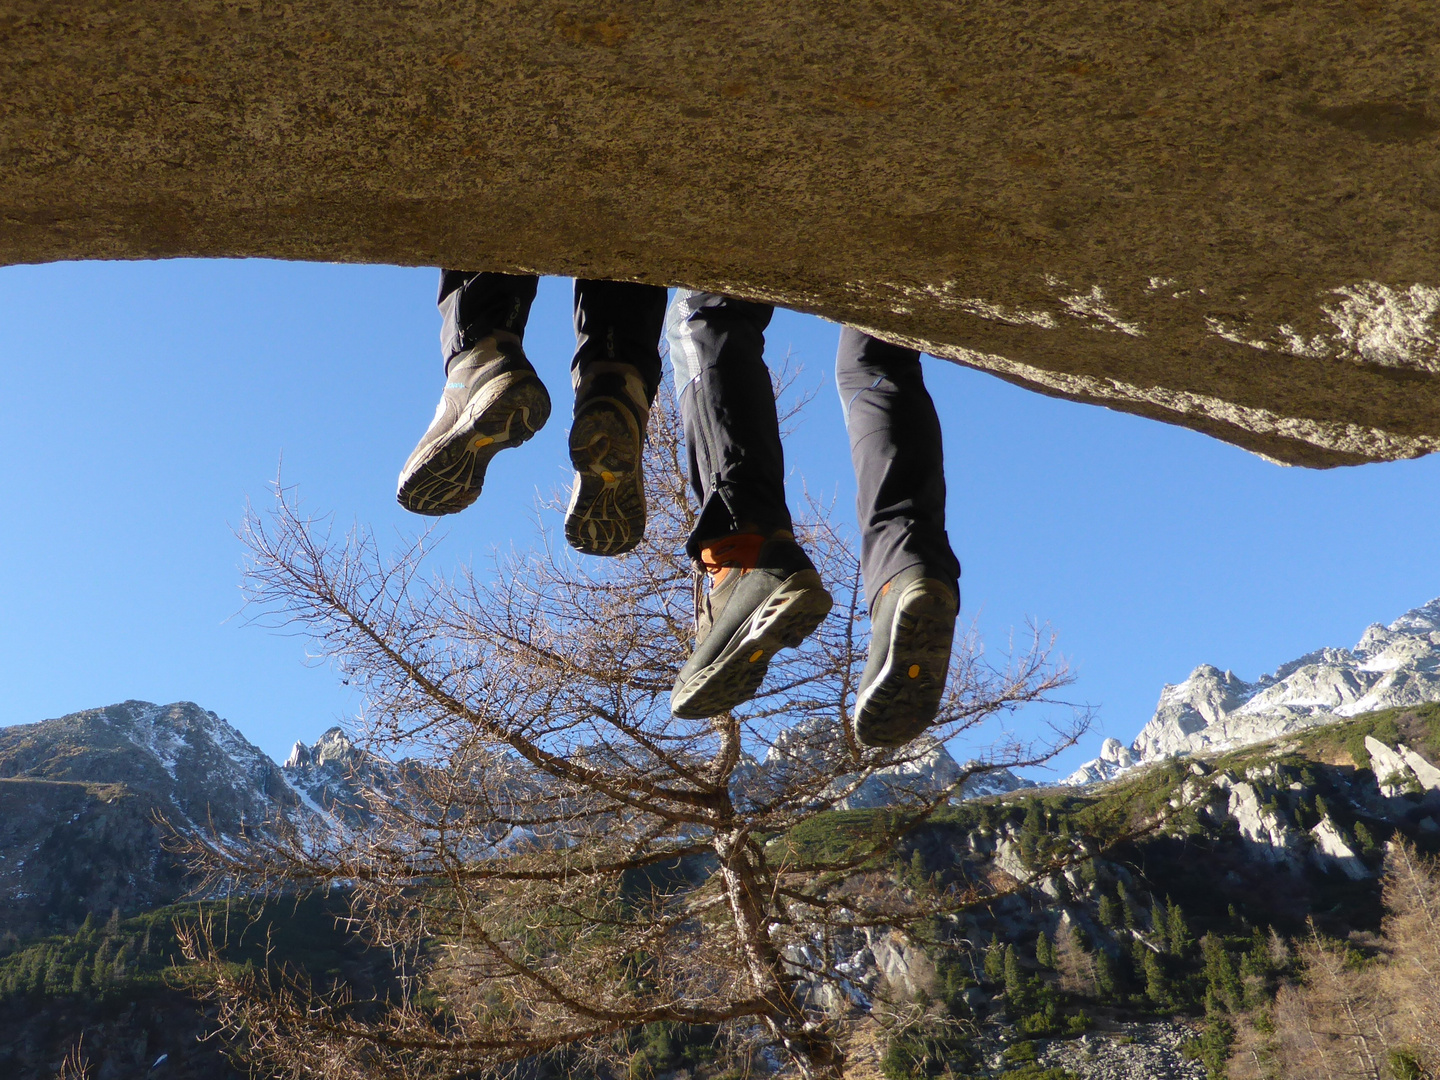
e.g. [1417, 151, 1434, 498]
[1249, 841, 1440, 1080]
[1378, 841, 1440, 1070]
[179, 378, 1086, 1080]
[1054, 916, 1097, 998]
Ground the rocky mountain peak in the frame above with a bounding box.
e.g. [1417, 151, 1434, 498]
[1391, 597, 1440, 635]
[309, 726, 357, 765]
[1068, 596, 1440, 785]
[0, 700, 295, 832]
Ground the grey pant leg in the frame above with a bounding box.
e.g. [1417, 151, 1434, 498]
[665, 290, 792, 561]
[836, 327, 960, 611]
[437, 270, 538, 369]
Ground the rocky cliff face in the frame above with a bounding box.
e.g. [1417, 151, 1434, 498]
[0, 700, 299, 835]
[282, 725, 405, 828]
[5, 2, 1440, 467]
[1066, 597, 1440, 784]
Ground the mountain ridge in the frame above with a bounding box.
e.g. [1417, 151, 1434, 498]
[1066, 595, 1440, 786]
[0, 699, 1025, 936]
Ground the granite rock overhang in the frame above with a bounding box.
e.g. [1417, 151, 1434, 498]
[4, 1, 1439, 465]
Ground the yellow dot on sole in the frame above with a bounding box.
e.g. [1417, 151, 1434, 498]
[471, 435, 494, 449]
[908, 664, 921, 678]
[749, 649, 765, 663]
[600, 470, 615, 483]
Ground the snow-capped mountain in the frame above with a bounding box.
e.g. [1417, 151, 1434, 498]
[283, 725, 406, 827]
[0, 698, 1035, 933]
[1064, 596, 1440, 785]
[0, 700, 302, 834]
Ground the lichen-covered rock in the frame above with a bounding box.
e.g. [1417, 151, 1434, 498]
[3, 2, 1440, 466]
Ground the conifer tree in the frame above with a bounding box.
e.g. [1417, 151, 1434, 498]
[984, 940, 1007, 985]
[29, 948, 50, 997]
[1094, 950, 1121, 999]
[1054, 921, 1096, 998]
[1166, 902, 1192, 957]
[1098, 893, 1121, 929]
[1116, 881, 1137, 929]
[1201, 933, 1241, 1014]
[1034, 930, 1056, 970]
[91, 941, 112, 993]
[1003, 944, 1029, 1012]
[1141, 949, 1169, 1009]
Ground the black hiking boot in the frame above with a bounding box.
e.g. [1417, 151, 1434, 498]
[671, 533, 833, 719]
[397, 335, 551, 516]
[564, 362, 650, 556]
[852, 567, 959, 747]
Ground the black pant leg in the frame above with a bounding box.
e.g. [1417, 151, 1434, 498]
[437, 270, 539, 369]
[835, 327, 960, 611]
[665, 290, 792, 560]
[572, 279, 669, 404]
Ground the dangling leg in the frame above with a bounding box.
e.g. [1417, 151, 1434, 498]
[664, 290, 832, 719]
[564, 278, 668, 555]
[837, 327, 960, 747]
[397, 271, 551, 515]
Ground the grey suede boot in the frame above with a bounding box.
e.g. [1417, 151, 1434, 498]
[671, 533, 833, 719]
[397, 335, 551, 516]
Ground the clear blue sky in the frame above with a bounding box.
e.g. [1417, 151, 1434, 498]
[1, 258, 1437, 778]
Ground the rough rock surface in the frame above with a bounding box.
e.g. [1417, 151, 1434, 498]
[4, 2, 1440, 466]
[1063, 737, 1136, 786]
[1035, 1023, 1207, 1080]
[1068, 597, 1440, 780]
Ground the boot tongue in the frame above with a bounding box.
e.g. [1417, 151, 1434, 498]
[698, 532, 766, 586]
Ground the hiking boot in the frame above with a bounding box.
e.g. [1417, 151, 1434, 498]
[852, 567, 959, 747]
[397, 336, 551, 516]
[671, 533, 834, 719]
[564, 362, 649, 556]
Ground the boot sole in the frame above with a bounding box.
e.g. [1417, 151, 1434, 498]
[671, 570, 833, 719]
[397, 371, 551, 515]
[564, 396, 646, 556]
[852, 581, 957, 748]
